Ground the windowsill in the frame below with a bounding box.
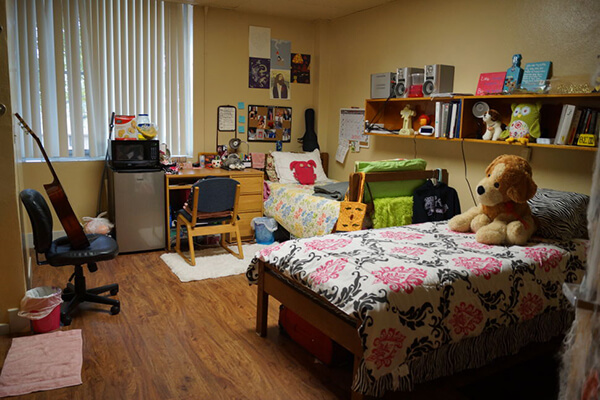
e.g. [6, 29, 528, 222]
[23, 157, 106, 163]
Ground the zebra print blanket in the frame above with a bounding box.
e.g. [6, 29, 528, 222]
[247, 221, 587, 396]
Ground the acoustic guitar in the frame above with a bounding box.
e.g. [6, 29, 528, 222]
[15, 113, 90, 249]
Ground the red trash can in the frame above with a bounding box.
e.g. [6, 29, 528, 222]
[18, 286, 63, 333]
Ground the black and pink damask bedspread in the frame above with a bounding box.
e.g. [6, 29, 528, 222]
[247, 221, 587, 394]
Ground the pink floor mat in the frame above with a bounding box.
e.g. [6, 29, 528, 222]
[0, 329, 83, 398]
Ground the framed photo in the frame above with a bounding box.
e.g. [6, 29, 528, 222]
[247, 105, 292, 142]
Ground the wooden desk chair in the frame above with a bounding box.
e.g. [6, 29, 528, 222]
[175, 177, 243, 265]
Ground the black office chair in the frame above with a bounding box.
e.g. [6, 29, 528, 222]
[20, 189, 120, 326]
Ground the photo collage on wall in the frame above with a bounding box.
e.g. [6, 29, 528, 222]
[247, 105, 292, 142]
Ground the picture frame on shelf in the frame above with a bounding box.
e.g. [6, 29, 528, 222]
[476, 72, 507, 95]
[520, 61, 552, 92]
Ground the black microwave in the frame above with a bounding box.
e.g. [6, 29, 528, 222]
[109, 139, 160, 170]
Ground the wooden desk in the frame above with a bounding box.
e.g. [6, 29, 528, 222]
[165, 168, 264, 250]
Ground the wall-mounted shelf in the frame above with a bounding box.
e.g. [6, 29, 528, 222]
[364, 93, 600, 151]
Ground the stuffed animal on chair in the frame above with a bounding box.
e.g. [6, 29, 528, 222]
[448, 154, 537, 245]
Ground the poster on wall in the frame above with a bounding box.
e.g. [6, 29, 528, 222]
[270, 39, 291, 70]
[249, 57, 270, 89]
[249, 26, 271, 58]
[248, 26, 271, 89]
[291, 53, 310, 84]
[270, 69, 291, 100]
[247, 105, 292, 142]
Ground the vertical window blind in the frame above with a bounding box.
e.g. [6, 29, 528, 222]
[8, 0, 194, 159]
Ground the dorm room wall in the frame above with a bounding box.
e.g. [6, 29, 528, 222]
[194, 6, 321, 154]
[321, 0, 599, 205]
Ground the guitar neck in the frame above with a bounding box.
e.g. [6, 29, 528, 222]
[15, 113, 90, 249]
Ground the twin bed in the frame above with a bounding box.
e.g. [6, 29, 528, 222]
[250, 151, 589, 398]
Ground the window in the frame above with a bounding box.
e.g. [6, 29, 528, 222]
[7, 0, 193, 159]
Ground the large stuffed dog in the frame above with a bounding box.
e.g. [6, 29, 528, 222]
[448, 154, 537, 245]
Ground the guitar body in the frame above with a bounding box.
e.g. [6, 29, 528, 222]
[301, 108, 319, 152]
[43, 182, 90, 249]
[15, 113, 90, 249]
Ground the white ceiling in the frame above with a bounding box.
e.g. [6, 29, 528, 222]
[184, 0, 395, 21]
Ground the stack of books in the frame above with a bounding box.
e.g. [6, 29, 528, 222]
[434, 100, 461, 138]
[554, 104, 599, 147]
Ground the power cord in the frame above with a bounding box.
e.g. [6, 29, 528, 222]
[364, 95, 393, 133]
[96, 112, 115, 215]
[460, 139, 477, 206]
[412, 135, 417, 159]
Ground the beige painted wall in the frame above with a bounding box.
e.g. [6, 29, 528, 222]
[322, 0, 600, 205]
[193, 7, 320, 155]
[0, 0, 26, 325]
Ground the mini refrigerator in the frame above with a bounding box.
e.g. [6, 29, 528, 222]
[108, 168, 165, 253]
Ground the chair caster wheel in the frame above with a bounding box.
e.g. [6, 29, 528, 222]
[110, 288, 119, 296]
[61, 313, 72, 326]
[110, 305, 120, 315]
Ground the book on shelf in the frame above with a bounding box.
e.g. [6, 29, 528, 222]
[566, 108, 583, 145]
[441, 103, 450, 137]
[554, 104, 576, 145]
[434, 102, 442, 138]
[572, 108, 591, 145]
[433, 100, 462, 138]
[576, 109, 599, 147]
[453, 100, 462, 138]
[448, 102, 458, 138]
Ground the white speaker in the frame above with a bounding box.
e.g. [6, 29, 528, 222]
[394, 67, 424, 98]
[422, 64, 455, 96]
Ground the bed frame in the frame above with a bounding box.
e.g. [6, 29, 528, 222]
[347, 168, 448, 202]
[256, 168, 448, 400]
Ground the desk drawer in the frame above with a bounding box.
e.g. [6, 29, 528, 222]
[238, 194, 263, 213]
[236, 176, 263, 195]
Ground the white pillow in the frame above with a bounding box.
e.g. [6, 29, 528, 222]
[271, 149, 330, 184]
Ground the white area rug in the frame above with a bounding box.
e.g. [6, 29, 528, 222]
[160, 243, 269, 282]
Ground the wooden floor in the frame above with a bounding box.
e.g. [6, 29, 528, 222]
[0, 249, 563, 400]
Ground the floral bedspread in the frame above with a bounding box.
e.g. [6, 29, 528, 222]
[263, 182, 340, 238]
[247, 221, 587, 394]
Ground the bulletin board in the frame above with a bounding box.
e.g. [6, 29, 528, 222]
[247, 105, 292, 142]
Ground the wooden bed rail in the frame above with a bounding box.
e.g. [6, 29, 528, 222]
[347, 169, 449, 202]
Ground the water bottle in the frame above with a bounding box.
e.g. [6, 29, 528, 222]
[200, 155, 205, 168]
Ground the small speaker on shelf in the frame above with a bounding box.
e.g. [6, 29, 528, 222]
[423, 64, 455, 96]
